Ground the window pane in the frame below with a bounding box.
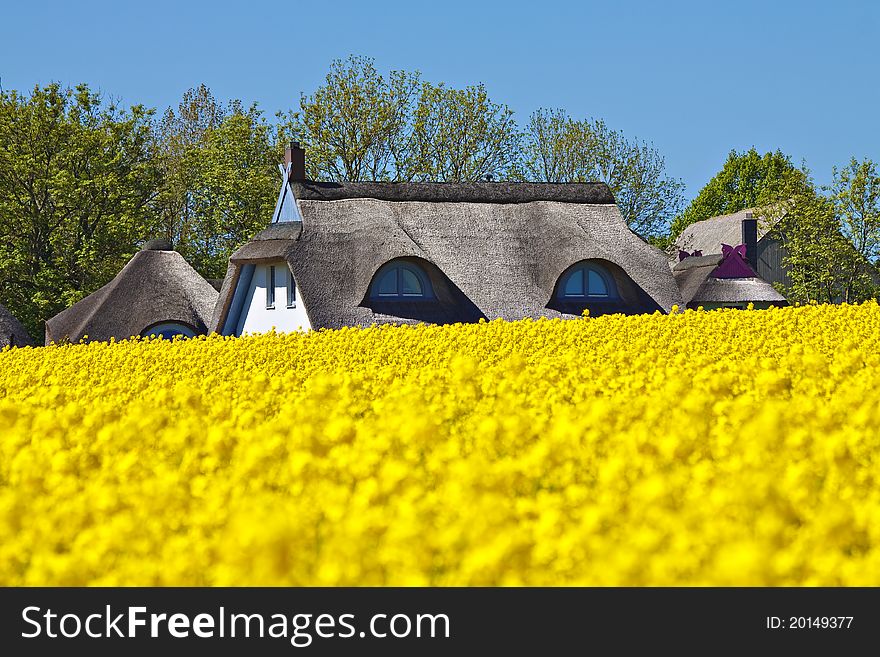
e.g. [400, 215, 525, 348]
[376, 268, 399, 296]
[587, 269, 608, 296]
[563, 269, 584, 296]
[266, 266, 276, 308]
[156, 328, 186, 339]
[400, 267, 423, 295]
[142, 323, 195, 339]
[287, 269, 296, 307]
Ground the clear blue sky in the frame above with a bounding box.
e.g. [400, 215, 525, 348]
[2, 0, 877, 199]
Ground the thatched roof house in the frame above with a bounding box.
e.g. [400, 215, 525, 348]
[45, 240, 218, 344]
[674, 208, 775, 255]
[675, 206, 880, 301]
[673, 244, 787, 310]
[211, 144, 682, 335]
[673, 208, 790, 289]
[0, 304, 32, 348]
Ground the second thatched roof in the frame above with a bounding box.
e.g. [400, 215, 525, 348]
[673, 251, 787, 308]
[46, 242, 218, 344]
[0, 304, 33, 348]
[673, 207, 780, 257]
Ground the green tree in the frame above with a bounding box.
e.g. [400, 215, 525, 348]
[522, 108, 585, 182]
[0, 83, 159, 340]
[287, 56, 520, 183]
[184, 104, 280, 278]
[831, 157, 880, 299]
[152, 84, 226, 249]
[771, 189, 851, 303]
[670, 148, 808, 240]
[763, 160, 879, 305]
[405, 82, 521, 182]
[522, 108, 683, 239]
[285, 56, 420, 181]
[152, 86, 280, 280]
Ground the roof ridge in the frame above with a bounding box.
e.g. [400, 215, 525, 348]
[292, 180, 617, 205]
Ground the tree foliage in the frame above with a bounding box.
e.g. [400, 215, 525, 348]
[522, 108, 684, 238]
[288, 56, 520, 183]
[670, 148, 808, 240]
[285, 56, 420, 181]
[289, 59, 681, 236]
[760, 159, 880, 304]
[771, 191, 852, 304]
[0, 83, 159, 340]
[152, 87, 279, 279]
[183, 106, 280, 279]
[832, 157, 880, 282]
[152, 84, 225, 249]
[406, 82, 520, 182]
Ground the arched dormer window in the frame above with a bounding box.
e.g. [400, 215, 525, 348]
[557, 262, 618, 300]
[141, 322, 196, 340]
[370, 260, 434, 300]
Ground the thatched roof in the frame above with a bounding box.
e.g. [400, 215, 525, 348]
[684, 277, 787, 306]
[291, 180, 616, 205]
[0, 304, 32, 348]
[673, 252, 786, 307]
[46, 244, 218, 344]
[673, 208, 779, 257]
[212, 182, 682, 332]
[673, 255, 725, 306]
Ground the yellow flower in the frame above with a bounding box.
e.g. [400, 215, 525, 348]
[0, 301, 878, 585]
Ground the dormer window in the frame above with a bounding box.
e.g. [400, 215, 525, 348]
[557, 262, 617, 299]
[370, 261, 434, 299]
[141, 322, 196, 339]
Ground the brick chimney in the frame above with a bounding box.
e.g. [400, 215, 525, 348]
[284, 141, 306, 182]
[741, 211, 758, 273]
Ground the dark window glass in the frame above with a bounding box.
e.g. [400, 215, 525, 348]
[400, 268, 423, 295]
[371, 262, 433, 299]
[563, 269, 584, 296]
[587, 269, 608, 296]
[266, 265, 276, 309]
[287, 269, 296, 308]
[558, 263, 616, 299]
[376, 269, 399, 296]
[141, 323, 196, 340]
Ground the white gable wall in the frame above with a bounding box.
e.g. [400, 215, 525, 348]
[233, 261, 311, 335]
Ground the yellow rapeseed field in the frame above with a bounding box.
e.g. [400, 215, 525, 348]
[1, 302, 880, 586]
